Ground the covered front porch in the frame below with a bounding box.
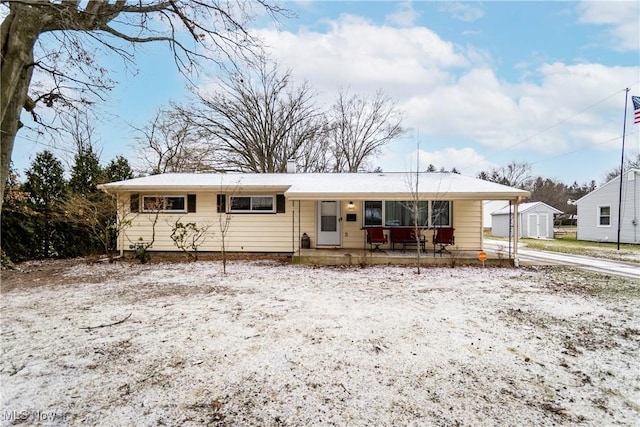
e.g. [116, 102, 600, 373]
[292, 247, 511, 266]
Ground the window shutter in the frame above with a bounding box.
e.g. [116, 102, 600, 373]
[216, 194, 226, 213]
[276, 194, 286, 213]
[130, 194, 139, 213]
[187, 194, 196, 213]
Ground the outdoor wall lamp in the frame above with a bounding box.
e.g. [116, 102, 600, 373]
[347, 201, 355, 211]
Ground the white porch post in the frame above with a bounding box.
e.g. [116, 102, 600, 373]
[513, 197, 521, 267]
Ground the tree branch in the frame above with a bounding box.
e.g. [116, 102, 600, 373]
[80, 312, 132, 330]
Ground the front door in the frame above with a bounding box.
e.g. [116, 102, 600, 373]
[317, 201, 341, 246]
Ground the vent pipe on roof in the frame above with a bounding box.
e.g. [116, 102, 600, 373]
[286, 159, 296, 173]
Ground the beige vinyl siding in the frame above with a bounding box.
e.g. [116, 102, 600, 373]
[123, 192, 216, 251]
[118, 194, 484, 253]
[452, 200, 482, 251]
[341, 201, 369, 249]
[294, 200, 316, 249]
[121, 192, 299, 253]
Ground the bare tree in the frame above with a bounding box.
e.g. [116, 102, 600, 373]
[1, 0, 287, 205]
[404, 171, 426, 274]
[170, 219, 211, 261]
[328, 89, 406, 172]
[183, 61, 326, 173]
[477, 161, 533, 189]
[133, 108, 216, 174]
[296, 123, 334, 172]
[64, 110, 104, 195]
[603, 153, 640, 183]
[63, 193, 134, 261]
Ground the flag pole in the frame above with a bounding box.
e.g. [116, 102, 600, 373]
[616, 88, 630, 251]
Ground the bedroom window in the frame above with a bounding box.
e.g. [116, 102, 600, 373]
[230, 196, 274, 212]
[142, 195, 186, 213]
[598, 205, 611, 226]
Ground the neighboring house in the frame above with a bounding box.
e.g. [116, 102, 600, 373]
[576, 168, 640, 244]
[483, 200, 509, 229]
[491, 202, 562, 239]
[98, 172, 530, 254]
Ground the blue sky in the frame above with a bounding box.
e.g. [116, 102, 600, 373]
[10, 1, 640, 185]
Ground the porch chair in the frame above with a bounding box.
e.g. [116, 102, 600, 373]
[433, 227, 455, 256]
[366, 227, 388, 251]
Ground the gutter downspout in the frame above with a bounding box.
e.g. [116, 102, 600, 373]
[513, 197, 521, 267]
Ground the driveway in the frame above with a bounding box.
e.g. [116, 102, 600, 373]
[483, 239, 640, 280]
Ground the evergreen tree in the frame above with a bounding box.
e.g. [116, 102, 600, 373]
[23, 151, 67, 258]
[1, 166, 35, 262]
[69, 145, 103, 196]
[103, 156, 134, 183]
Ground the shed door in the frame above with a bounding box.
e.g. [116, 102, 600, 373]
[527, 213, 549, 238]
[317, 201, 341, 246]
[527, 214, 538, 238]
[538, 214, 549, 238]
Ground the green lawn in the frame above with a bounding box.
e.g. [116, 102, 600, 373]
[486, 228, 640, 264]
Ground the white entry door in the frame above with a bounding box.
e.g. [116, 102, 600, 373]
[317, 201, 341, 246]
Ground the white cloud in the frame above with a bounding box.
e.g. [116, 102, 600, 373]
[253, 12, 638, 174]
[438, 2, 485, 22]
[577, 0, 640, 51]
[255, 14, 468, 98]
[385, 1, 420, 27]
[412, 147, 494, 175]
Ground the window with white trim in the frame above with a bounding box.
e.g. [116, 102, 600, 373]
[598, 205, 611, 226]
[142, 195, 186, 212]
[230, 195, 274, 212]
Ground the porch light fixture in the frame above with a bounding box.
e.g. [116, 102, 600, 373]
[347, 201, 355, 211]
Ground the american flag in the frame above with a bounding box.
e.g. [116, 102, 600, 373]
[633, 95, 640, 124]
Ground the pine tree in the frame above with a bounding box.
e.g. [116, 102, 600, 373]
[104, 156, 134, 183]
[24, 151, 67, 258]
[69, 145, 103, 197]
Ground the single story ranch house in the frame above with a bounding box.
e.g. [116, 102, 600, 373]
[99, 172, 530, 260]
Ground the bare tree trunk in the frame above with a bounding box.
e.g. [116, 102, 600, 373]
[1, 10, 39, 205]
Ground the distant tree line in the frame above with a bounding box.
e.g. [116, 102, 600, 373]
[475, 157, 640, 222]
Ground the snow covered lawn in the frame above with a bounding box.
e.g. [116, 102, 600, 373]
[1, 260, 639, 426]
